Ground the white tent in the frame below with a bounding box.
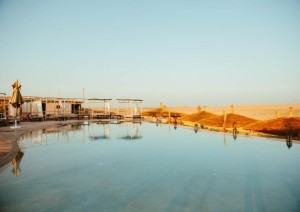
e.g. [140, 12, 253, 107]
[133, 102, 141, 115]
[60, 101, 69, 114]
[104, 101, 110, 115]
[22, 102, 31, 113]
[9, 104, 15, 117]
[32, 100, 43, 117]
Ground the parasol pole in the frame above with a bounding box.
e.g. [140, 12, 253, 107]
[14, 106, 18, 128]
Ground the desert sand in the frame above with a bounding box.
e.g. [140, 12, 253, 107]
[144, 103, 300, 137]
[144, 103, 300, 120]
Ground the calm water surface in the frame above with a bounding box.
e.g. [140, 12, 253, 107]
[0, 122, 300, 211]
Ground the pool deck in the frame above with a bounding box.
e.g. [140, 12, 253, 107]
[0, 120, 84, 170]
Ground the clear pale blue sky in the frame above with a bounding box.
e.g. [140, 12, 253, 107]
[1, 0, 299, 107]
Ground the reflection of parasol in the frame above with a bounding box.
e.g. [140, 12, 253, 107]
[11, 149, 24, 176]
[89, 135, 110, 141]
[119, 124, 142, 140]
[120, 135, 143, 140]
[89, 124, 110, 141]
[9, 80, 24, 128]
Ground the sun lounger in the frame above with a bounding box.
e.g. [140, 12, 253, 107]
[29, 114, 44, 122]
[0, 118, 8, 126]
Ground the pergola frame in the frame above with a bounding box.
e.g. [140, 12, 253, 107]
[87, 98, 112, 118]
[116, 98, 143, 119]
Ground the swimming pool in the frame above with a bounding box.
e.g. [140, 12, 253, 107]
[0, 122, 300, 211]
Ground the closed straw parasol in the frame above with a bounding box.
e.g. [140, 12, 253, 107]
[9, 80, 24, 118]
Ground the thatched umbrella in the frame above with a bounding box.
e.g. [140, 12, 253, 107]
[198, 114, 257, 128]
[142, 107, 184, 118]
[243, 117, 300, 136]
[178, 111, 218, 122]
[9, 80, 24, 127]
[120, 135, 143, 140]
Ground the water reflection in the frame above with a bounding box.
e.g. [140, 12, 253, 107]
[233, 127, 238, 140]
[19, 123, 84, 145]
[11, 149, 24, 176]
[19, 122, 144, 145]
[89, 122, 110, 141]
[156, 118, 162, 127]
[118, 122, 142, 140]
[286, 140, 292, 149]
[223, 134, 227, 148]
[286, 132, 293, 149]
[194, 124, 199, 133]
[18, 122, 299, 149]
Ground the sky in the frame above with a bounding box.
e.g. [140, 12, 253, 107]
[0, 0, 299, 107]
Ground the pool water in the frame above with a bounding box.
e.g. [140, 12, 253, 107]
[0, 122, 300, 211]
